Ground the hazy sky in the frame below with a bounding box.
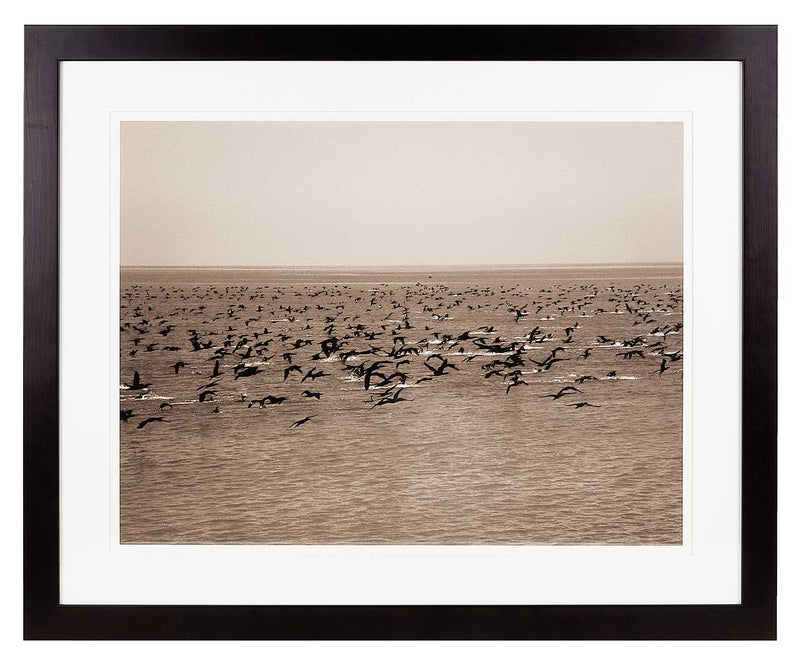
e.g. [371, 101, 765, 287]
[120, 121, 683, 266]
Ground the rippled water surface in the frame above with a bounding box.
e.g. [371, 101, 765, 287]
[120, 266, 683, 544]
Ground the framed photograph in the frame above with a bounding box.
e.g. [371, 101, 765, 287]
[24, 25, 777, 639]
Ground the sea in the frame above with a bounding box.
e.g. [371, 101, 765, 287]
[119, 265, 683, 545]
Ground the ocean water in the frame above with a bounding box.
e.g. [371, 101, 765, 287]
[119, 266, 683, 545]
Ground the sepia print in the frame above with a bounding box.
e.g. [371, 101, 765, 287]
[120, 121, 683, 545]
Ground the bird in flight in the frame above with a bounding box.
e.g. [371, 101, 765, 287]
[301, 368, 329, 383]
[654, 358, 670, 377]
[506, 377, 528, 395]
[136, 416, 168, 429]
[616, 350, 644, 360]
[284, 365, 303, 381]
[540, 386, 582, 400]
[289, 415, 317, 428]
[234, 365, 263, 381]
[124, 370, 151, 391]
[369, 390, 413, 409]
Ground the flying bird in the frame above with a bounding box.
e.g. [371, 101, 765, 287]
[289, 415, 317, 428]
[136, 416, 168, 429]
[124, 370, 151, 391]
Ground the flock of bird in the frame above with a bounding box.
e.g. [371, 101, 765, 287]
[120, 277, 683, 434]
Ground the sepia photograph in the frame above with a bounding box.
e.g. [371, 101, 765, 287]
[119, 120, 684, 546]
[22, 21, 777, 642]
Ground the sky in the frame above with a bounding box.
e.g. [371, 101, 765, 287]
[120, 121, 683, 267]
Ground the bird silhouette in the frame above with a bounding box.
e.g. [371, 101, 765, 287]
[284, 365, 303, 381]
[234, 366, 263, 380]
[654, 358, 670, 376]
[136, 416, 168, 429]
[124, 371, 151, 391]
[301, 368, 329, 383]
[289, 415, 317, 428]
[540, 386, 582, 400]
[198, 390, 217, 403]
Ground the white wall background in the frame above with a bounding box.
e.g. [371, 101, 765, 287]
[1, 1, 796, 662]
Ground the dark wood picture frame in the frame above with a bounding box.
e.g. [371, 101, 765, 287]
[23, 25, 777, 640]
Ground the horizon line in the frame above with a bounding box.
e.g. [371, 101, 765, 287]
[121, 261, 683, 270]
